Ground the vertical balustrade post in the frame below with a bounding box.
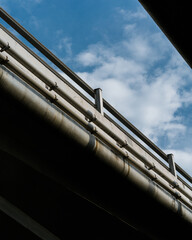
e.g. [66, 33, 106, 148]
[94, 88, 104, 116]
[167, 154, 177, 177]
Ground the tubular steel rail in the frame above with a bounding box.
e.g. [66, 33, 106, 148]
[0, 7, 191, 192]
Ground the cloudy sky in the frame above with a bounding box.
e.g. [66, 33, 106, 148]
[1, 0, 192, 177]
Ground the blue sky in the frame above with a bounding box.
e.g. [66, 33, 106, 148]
[1, 0, 192, 177]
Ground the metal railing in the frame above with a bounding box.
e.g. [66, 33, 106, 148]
[0, 7, 191, 188]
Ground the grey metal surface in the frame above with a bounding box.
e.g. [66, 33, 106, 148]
[0, 16, 191, 187]
[0, 66, 192, 239]
[0, 7, 192, 239]
[0, 26, 192, 204]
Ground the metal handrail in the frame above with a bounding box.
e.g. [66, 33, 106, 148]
[0, 7, 191, 185]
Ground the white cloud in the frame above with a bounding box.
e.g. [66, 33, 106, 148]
[76, 44, 114, 67]
[53, 30, 73, 63]
[57, 37, 72, 57]
[19, 0, 42, 4]
[118, 7, 148, 21]
[74, 12, 192, 153]
[122, 31, 171, 66]
[123, 24, 136, 33]
[30, 15, 41, 29]
[0, 0, 9, 10]
[3, 0, 43, 13]
[76, 50, 101, 67]
[76, 41, 190, 142]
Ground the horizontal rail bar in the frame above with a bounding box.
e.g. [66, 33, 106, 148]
[0, 7, 168, 161]
[176, 163, 192, 184]
[0, 7, 191, 185]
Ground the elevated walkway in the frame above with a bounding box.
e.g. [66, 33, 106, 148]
[0, 7, 192, 239]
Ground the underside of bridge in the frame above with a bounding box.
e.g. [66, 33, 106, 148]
[0, 151, 149, 240]
[0, 67, 191, 240]
[1, 2, 192, 239]
[0, 76, 150, 240]
[0, 152, 149, 240]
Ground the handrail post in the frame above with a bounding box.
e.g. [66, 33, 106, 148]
[167, 154, 177, 177]
[94, 88, 104, 115]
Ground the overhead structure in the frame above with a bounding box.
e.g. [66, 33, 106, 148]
[139, 0, 192, 68]
[0, 6, 192, 240]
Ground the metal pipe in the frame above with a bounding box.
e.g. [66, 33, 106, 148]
[122, 138, 192, 201]
[127, 151, 192, 209]
[0, 26, 191, 196]
[1, 60, 191, 208]
[0, 59, 180, 203]
[0, 37, 56, 88]
[0, 52, 55, 101]
[0, 42, 189, 194]
[0, 66, 192, 226]
[1, 51, 192, 203]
